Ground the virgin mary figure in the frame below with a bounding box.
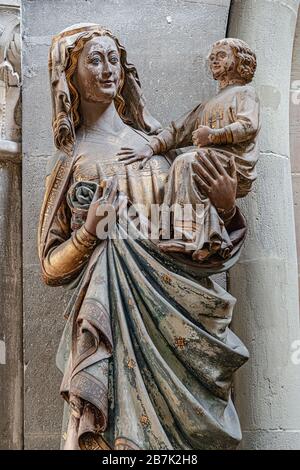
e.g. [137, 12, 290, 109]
[38, 23, 249, 450]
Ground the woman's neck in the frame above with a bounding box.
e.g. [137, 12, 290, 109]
[79, 99, 125, 134]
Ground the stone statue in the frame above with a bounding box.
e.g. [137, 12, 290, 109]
[118, 38, 260, 262]
[38, 24, 258, 450]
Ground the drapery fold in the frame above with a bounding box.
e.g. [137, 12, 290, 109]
[57, 210, 248, 450]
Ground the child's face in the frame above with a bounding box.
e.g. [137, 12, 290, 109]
[208, 44, 236, 81]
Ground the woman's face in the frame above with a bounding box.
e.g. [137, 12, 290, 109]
[75, 35, 122, 103]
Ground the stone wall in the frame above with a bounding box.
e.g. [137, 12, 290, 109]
[0, 0, 22, 450]
[291, 9, 300, 307]
[228, 0, 300, 450]
[22, 0, 231, 450]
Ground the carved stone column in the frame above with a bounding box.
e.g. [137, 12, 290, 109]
[228, 0, 300, 450]
[0, 0, 22, 450]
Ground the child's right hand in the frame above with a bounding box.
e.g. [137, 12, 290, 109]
[192, 126, 212, 147]
[117, 144, 154, 169]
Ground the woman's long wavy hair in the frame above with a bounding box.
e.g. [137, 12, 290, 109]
[49, 26, 160, 156]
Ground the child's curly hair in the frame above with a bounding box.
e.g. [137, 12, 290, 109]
[212, 38, 257, 84]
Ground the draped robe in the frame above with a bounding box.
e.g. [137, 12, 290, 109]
[39, 125, 249, 450]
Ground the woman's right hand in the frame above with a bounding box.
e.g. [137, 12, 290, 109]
[85, 177, 119, 236]
[194, 150, 237, 211]
[117, 143, 154, 168]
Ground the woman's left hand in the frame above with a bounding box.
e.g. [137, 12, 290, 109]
[193, 150, 237, 210]
[117, 144, 154, 168]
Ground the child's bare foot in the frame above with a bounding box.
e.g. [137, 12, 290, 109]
[158, 240, 193, 254]
[192, 248, 212, 261]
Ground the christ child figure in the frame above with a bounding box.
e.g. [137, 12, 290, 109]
[118, 38, 260, 261]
